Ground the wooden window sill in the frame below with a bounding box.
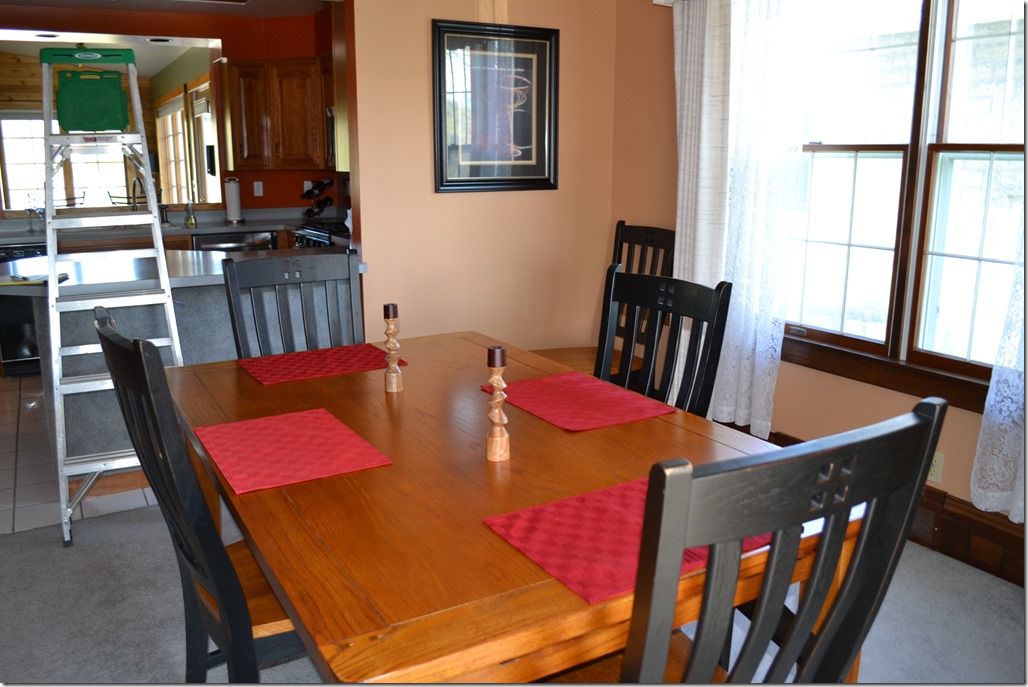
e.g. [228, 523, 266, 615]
[781, 336, 987, 414]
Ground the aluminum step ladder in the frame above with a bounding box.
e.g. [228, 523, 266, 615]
[39, 48, 183, 545]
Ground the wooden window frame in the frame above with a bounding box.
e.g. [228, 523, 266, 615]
[782, 0, 1021, 415]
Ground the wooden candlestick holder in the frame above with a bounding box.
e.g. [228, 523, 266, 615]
[384, 317, 403, 392]
[486, 365, 510, 462]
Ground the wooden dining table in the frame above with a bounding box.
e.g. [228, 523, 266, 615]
[165, 330, 858, 683]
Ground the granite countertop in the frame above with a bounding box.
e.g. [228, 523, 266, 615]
[0, 246, 361, 297]
[0, 217, 307, 246]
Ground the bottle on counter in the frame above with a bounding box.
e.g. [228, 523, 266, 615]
[185, 202, 198, 229]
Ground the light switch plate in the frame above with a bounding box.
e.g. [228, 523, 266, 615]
[254, 181, 264, 197]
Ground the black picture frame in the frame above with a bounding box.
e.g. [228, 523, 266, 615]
[432, 19, 558, 192]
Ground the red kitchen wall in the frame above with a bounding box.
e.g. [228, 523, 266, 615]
[0, 3, 334, 210]
[0, 5, 326, 58]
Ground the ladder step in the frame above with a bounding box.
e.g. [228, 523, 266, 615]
[56, 289, 173, 311]
[58, 373, 113, 395]
[59, 337, 175, 359]
[59, 342, 103, 357]
[49, 132, 143, 147]
[52, 211, 155, 230]
[63, 449, 140, 477]
[57, 247, 158, 261]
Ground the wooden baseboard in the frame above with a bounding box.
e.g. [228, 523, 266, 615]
[912, 485, 1024, 586]
[724, 423, 1024, 587]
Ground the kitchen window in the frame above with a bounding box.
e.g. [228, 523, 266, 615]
[156, 91, 189, 204]
[781, 0, 1024, 410]
[0, 114, 128, 213]
[156, 79, 221, 205]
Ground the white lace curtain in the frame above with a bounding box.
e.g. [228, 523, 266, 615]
[656, 0, 796, 439]
[971, 233, 1025, 524]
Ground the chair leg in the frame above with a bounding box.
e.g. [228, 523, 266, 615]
[181, 586, 210, 683]
[225, 633, 260, 683]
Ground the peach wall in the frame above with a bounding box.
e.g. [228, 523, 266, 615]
[610, 2, 679, 239]
[350, 0, 619, 349]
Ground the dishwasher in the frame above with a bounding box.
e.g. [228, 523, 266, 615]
[0, 243, 46, 376]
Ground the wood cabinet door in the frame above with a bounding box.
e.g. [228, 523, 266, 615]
[270, 59, 325, 170]
[227, 61, 272, 170]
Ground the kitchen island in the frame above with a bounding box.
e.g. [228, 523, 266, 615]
[1, 247, 364, 539]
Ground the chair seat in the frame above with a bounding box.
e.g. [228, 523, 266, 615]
[532, 346, 598, 373]
[225, 541, 295, 638]
[532, 345, 642, 377]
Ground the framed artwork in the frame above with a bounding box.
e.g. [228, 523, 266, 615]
[432, 19, 559, 192]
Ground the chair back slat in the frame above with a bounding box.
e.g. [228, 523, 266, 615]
[595, 263, 732, 417]
[730, 527, 804, 682]
[223, 249, 364, 358]
[620, 398, 947, 683]
[683, 541, 744, 682]
[764, 512, 850, 682]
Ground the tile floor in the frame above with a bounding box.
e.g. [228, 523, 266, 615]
[0, 373, 155, 537]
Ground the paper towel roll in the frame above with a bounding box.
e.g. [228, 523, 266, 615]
[224, 177, 242, 222]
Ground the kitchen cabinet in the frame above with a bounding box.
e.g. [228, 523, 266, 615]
[225, 58, 327, 171]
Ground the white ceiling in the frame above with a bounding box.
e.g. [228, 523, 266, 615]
[0, 0, 335, 77]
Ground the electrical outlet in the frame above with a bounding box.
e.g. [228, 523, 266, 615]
[253, 181, 264, 197]
[303, 180, 313, 193]
[927, 451, 943, 483]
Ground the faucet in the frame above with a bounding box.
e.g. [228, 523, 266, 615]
[130, 177, 145, 210]
[25, 207, 43, 231]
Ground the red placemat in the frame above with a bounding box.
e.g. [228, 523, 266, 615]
[484, 370, 675, 431]
[485, 479, 772, 604]
[195, 408, 391, 494]
[239, 343, 407, 385]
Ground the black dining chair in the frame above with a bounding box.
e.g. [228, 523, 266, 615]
[594, 263, 731, 417]
[610, 220, 677, 345]
[222, 248, 364, 358]
[94, 306, 306, 682]
[612, 219, 676, 278]
[549, 397, 947, 683]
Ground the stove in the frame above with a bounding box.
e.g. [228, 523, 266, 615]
[294, 219, 351, 249]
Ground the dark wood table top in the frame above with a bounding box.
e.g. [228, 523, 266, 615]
[166, 331, 783, 682]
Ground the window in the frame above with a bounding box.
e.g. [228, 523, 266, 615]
[157, 92, 189, 204]
[0, 114, 128, 212]
[782, 0, 1024, 405]
[156, 80, 221, 205]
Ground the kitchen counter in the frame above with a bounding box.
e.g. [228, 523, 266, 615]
[0, 217, 306, 246]
[1, 248, 245, 296]
[4, 246, 358, 359]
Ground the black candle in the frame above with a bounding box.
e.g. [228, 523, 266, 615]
[487, 345, 506, 368]
[384, 303, 398, 319]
